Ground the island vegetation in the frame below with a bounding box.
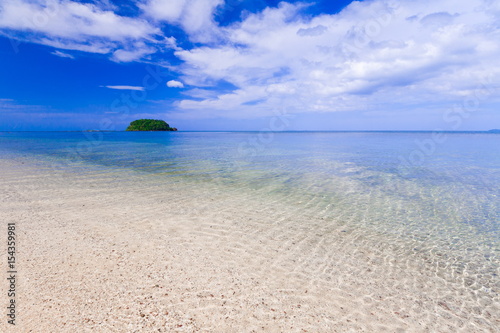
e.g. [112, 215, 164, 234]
[126, 119, 177, 131]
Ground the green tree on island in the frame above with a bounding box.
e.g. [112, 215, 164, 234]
[126, 119, 177, 131]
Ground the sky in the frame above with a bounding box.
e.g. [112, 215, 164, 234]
[0, 0, 499, 131]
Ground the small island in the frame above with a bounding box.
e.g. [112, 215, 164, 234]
[126, 119, 177, 131]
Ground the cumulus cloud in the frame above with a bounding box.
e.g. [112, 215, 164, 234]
[420, 12, 456, 28]
[1, 0, 499, 120]
[171, 0, 500, 118]
[0, 0, 161, 61]
[102, 85, 145, 91]
[140, 0, 223, 42]
[111, 43, 156, 62]
[0, 0, 156, 39]
[167, 80, 185, 88]
[297, 25, 328, 37]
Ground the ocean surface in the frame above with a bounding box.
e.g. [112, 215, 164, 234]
[1, 131, 499, 297]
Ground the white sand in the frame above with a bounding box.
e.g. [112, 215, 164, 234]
[0, 158, 498, 332]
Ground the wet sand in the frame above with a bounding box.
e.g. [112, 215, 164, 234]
[0, 158, 498, 332]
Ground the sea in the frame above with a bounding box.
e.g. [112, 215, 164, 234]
[1, 130, 499, 299]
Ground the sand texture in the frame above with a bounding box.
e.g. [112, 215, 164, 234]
[0, 158, 499, 332]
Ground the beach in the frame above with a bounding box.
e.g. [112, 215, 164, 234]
[1, 153, 498, 332]
[1, 0, 499, 330]
[2, 0, 500, 330]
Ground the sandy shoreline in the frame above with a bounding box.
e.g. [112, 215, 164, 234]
[0, 157, 498, 332]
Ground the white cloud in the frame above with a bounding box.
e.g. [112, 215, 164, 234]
[111, 42, 156, 62]
[103, 86, 145, 91]
[51, 50, 75, 59]
[167, 80, 185, 88]
[141, 0, 187, 22]
[297, 25, 328, 37]
[419, 12, 456, 28]
[39, 38, 113, 54]
[0, 0, 161, 61]
[140, 0, 223, 42]
[1, 0, 499, 121]
[171, 0, 500, 119]
[0, 0, 157, 40]
[181, 89, 219, 99]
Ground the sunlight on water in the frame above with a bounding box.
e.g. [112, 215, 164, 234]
[1, 131, 499, 318]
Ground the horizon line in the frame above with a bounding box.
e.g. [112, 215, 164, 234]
[1, 129, 499, 133]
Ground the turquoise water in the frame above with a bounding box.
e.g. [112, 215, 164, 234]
[1, 131, 499, 293]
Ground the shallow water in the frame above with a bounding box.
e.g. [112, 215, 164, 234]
[1, 131, 499, 301]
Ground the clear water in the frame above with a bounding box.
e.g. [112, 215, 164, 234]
[1, 131, 499, 295]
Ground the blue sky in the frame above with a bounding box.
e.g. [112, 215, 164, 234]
[0, 0, 499, 131]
